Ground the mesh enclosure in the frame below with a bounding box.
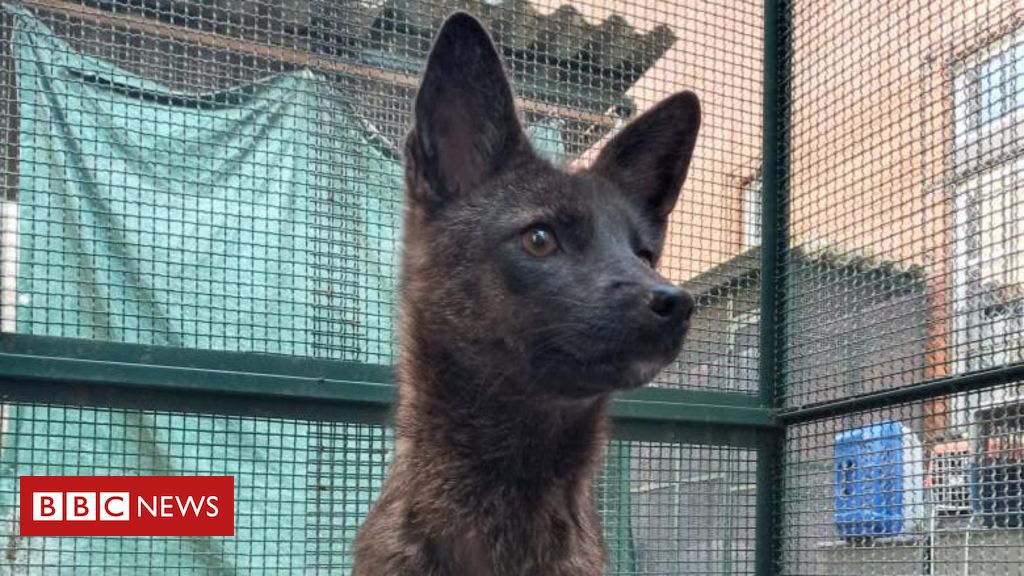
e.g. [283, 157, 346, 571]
[0, 0, 765, 393]
[776, 1, 1024, 575]
[780, 387, 1024, 576]
[7, 0, 1024, 573]
[0, 403, 757, 574]
[781, 1, 1023, 408]
[0, 0, 763, 573]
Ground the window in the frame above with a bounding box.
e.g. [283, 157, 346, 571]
[973, 43, 1024, 128]
[952, 159, 1024, 377]
[729, 308, 760, 386]
[953, 34, 1024, 171]
[741, 176, 762, 249]
[951, 33, 1024, 426]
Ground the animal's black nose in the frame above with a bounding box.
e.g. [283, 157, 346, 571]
[649, 284, 694, 321]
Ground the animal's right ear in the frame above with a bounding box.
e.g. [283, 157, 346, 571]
[405, 12, 526, 208]
[588, 92, 700, 228]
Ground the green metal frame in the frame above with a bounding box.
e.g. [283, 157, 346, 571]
[0, 334, 775, 444]
[777, 364, 1024, 424]
[4, 1, 1019, 574]
[755, 2, 790, 576]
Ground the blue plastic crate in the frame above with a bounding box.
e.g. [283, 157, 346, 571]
[834, 421, 923, 539]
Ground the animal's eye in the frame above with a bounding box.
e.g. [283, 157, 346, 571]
[637, 250, 655, 268]
[521, 225, 559, 258]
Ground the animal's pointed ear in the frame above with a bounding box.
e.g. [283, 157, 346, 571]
[406, 12, 526, 206]
[589, 92, 701, 225]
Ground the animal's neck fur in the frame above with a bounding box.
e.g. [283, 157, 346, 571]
[392, 315, 609, 543]
[396, 331, 609, 499]
[375, 215, 612, 574]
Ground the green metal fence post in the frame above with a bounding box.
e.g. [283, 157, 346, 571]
[755, 0, 790, 575]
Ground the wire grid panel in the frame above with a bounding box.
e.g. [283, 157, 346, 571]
[0, 0, 763, 393]
[627, 443, 757, 574]
[0, 402, 757, 575]
[781, 1, 1024, 410]
[0, 403, 391, 573]
[780, 383, 1024, 576]
[778, 2, 1024, 574]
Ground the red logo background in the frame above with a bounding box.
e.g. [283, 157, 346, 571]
[20, 476, 234, 536]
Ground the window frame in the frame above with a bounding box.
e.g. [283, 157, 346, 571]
[951, 31, 1024, 428]
[952, 31, 1024, 176]
[740, 174, 762, 250]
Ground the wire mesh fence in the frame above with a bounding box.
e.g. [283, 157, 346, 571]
[781, 1, 1023, 409]
[0, 0, 764, 390]
[781, 385, 1024, 576]
[0, 403, 757, 574]
[0, 0, 763, 573]
[4, 0, 1024, 573]
[777, 1, 1024, 575]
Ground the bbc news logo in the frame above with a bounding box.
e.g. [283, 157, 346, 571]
[20, 476, 234, 536]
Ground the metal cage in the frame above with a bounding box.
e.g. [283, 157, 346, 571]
[1, 0, 1023, 574]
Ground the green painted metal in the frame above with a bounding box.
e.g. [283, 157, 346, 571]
[755, 0, 790, 575]
[0, 376, 394, 425]
[0, 335, 396, 409]
[758, 0, 789, 413]
[611, 387, 774, 428]
[0, 333, 395, 383]
[601, 442, 639, 575]
[755, 433, 782, 576]
[0, 4, 790, 571]
[611, 417, 766, 448]
[777, 362, 1024, 424]
[0, 334, 774, 439]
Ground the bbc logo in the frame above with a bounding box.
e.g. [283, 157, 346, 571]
[21, 476, 233, 536]
[33, 492, 130, 521]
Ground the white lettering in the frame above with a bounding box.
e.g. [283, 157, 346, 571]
[65, 492, 96, 521]
[99, 492, 129, 521]
[137, 496, 158, 517]
[205, 496, 219, 518]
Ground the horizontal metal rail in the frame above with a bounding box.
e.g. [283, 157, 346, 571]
[777, 362, 1024, 425]
[0, 334, 777, 446]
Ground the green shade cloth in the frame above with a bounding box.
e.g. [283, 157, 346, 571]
[1, 6, 399, 572]
[8, 10, 402, 359]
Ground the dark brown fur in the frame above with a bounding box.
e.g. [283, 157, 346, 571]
[353, 12, 700, 576]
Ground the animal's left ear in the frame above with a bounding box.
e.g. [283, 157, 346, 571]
[589, 91, 701, 226]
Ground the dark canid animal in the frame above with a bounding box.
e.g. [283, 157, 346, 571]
[352, 12, 700, 576]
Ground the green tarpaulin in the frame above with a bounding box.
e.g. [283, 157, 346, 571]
[7, 11, 402, 358]
[1, 6, 400, 572]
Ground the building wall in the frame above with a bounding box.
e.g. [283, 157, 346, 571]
[536, 0, 764, 286]
[560, 2, 1021, 443]
[668, 258, 928, 399]
[560, 1, 1018, 277]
